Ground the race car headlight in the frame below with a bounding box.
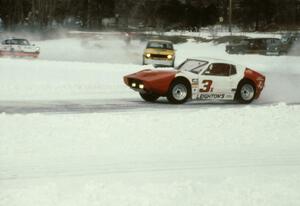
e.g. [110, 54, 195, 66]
[139, 84, 144, 89]
[131, 83, 137, 87]
[146, 53, 151, 58]
[167, 54, 173, 59]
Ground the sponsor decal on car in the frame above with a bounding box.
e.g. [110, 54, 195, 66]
[192, 79, 199, 83]
[199, 93, 225, 100]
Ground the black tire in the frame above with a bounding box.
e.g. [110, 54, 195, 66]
[236, 80, 256, 104]
[142, 57, 146, 65]
[167, 80, 190, 104]
[171, 60, 175, 67]
[139, 92, 159, 102]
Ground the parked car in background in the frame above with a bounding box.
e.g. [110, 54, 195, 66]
[0, 38, 40, 58]
[124, 57, 265, 104]
[226, 38, 287, 56]
[225, 39, 249, 54]
[266, 38, 284, 55]
[246, 38, 268, 54]
[143, 40, 175, 67]
[281, 33, 298, 54]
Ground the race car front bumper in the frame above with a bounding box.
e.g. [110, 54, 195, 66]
[143, 58, 174, 67]
[0, 51, 39, 58]
[266, 51, 280, 56]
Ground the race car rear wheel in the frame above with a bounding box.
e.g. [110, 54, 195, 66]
[236, 80, 256, 104]
[167, 80, 190, 104]
[139, 92, 159, 102]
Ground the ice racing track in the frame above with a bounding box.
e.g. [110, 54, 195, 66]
[0, 69, 300, 114]
[1, 37, 300, 115]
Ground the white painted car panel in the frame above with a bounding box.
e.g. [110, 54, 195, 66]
[175, 58, 246, 101]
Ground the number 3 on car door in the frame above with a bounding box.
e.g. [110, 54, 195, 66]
[200, 80, 213, 92]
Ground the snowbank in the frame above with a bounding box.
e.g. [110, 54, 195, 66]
[145, 30, 282, 40]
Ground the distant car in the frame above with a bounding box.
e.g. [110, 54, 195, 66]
[0, 19, 4, 32]
[225, 39, 249, 54]
[226, 38, 285, 56]
[143, 40, 175, 67]
[0, 38, 40, 58]
[265, 38, 284, 55]
[281, 33, 298, 53]
[124, 57, 265, 104]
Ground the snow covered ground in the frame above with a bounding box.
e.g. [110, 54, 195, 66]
[1, 104, 300, 206]
[1, 36, 300, 206]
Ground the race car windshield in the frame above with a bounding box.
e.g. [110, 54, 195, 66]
[147, 42, 173, 50]
[176, 59, 208, 74]
[11, 39, 30, 45]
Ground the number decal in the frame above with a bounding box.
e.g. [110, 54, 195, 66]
[200, 80, 213, 92]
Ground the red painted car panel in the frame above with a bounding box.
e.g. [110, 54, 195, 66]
[244, 68, 266, 99]
[0, 51, 39, 58]
[124, 69, 176, 95]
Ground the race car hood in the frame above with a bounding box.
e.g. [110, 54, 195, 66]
[144, 48, 175, 55]
[124, 69, 177, 95]
[124, 69, 176, 82]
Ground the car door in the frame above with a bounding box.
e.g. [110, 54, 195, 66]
[197, 63, 236, 101]
[10, 39, 20, 52]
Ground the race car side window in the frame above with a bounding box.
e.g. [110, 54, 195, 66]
[177, 59, 208, 73]
[4, 40, 11, 45]
[147, 42, 173, 50]
[20, 39, 30, 45]
[203, 63, 230, 76]
[230, 65, 237, 75]
[11, 39, 18, 45]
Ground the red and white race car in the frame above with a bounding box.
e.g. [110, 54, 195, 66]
[124, 57, 266, 104]
[0, 38, 40, 58]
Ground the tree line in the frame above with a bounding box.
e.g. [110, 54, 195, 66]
[0, 0, 299, 31]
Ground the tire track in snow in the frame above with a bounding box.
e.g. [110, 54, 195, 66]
[0, 99, 299, 114]
[1, 150, 300, 181]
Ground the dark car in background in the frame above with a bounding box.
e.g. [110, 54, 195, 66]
[226, 38, 267, 55]
[225, 39, 249, 54]
[281, 32, 299, 54]
[266, 38, 285, 55]
[226, 37, 287, 56]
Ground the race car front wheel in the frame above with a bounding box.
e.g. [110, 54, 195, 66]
[139, 92, 159, 102]
[236, 80, 256, 104]
[167, 80, 190, 104]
